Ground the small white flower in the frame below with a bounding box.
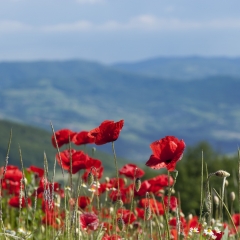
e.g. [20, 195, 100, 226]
[213, 226, 221, 234]
[202, 222, 207, 227]
[81, 183, 87, 188]
[93, 181, 100, 188]
[88, 187, 96, 192]
[203, 228, 214, 236]
[192, 227, 199, 233]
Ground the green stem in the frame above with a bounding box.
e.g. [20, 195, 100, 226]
[199, 150, 204, 225]
[111, 142, 120, 192]
[213, 188, 239, 238]
[161, 196, 170, 240]
[111, 141, 120, 236]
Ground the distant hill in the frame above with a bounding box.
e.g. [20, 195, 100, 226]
[112, 56, 240, 80]
[0, 59, 240, 161]
[0, 119, 128, 176]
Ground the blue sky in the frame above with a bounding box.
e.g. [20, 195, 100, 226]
[1, 0, 240, 63]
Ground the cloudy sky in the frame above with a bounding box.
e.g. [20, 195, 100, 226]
[1, 0, 240, 63]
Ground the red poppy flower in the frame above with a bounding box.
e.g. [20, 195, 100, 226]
[72, 131, 95, 145]
[27, 165, 44, 178]
[146, 136, 185, 171]
[88, 120, 124, 145]
[8, 196, 31, 208]
[101, 222, 113, 234]
[135, 207, 145, 219]
[51, 129, 76, 148]
[2, 165, 23, 182]
[42, 210, 65, 229]
[36, 177, 61, 197]
[134, 180, 151, 197]
[1, 180, 20, 195]
[102, 234, 122, 240]
[56, 149, 90, 174]
[107, 178, 125, 190]
[169, 216, 187, 229]
[164, 196, 178, 211]
[212, 230, 223, 240]
[117, 209, 136, 224]
[78, 196, 91, 209]
[82, 166, 104, 183]
[139, 198, 164, 215]
[119, 164, 145, 179]
[148, 174, 174, 188]
[80, 212, 99, 230]
[109, 189, 128, 204]
[232, 213, 240, 226]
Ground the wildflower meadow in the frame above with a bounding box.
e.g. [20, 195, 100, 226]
[0, 119, 240, 240]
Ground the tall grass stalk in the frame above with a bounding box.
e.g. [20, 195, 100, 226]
[50, 121, 64, 177]
[161, 195, 170, 240]
[238, 147, 240, 217]
[111, 142, 120, 192]
[199, 150, 204, 225]
[0, 129, 12, 240]
[18, 145, 30, 230]
[213, 188, 239, 239]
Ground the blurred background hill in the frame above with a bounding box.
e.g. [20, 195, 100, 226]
[0, 58, 240, 162]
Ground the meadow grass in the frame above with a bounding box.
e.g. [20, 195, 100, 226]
[0, 126, 239, 240]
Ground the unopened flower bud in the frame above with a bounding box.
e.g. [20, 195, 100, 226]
[87, 172, 94, 186]
[145, 206, 151, 220]
[116, 199, 123, 208]
[92, 147, 96, 153]
[214, 195, 219, 206]
[117, 217, 124, 231]
[214, 170, 230, 178]
[230, 192, 236, 201]
[135, 178, 141, 192]
[225, 180, 229, 186]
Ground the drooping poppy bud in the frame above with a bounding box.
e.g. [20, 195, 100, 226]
[135, 178, 141, 192]
[87, 172, 94, 187]
[117, 217, 124, 231]
[145, 206, 151, 220]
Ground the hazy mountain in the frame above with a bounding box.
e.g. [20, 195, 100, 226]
[0, 59, 240, 162]
[112, 56, 240, 80]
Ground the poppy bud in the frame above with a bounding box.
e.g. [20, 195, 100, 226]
[145, 206, 151, 220]
[117, 217, 124, 231]
[225, 180, 229, 186]
[87, 172, 94, 186]
[116, 199, 123, 208]
[135, 178, 141, 192]
[230, 192, 236, 201]
[214, 170, 230, 178]
[213, 196, 219, 206]
[92, 147, 96, 154]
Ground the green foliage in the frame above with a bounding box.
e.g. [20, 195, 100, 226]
[175, 141, 238, 215]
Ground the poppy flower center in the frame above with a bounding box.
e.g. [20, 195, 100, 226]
[165, 159, 172, 163]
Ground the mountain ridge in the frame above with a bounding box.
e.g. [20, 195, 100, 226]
[0, 58, 240, 161]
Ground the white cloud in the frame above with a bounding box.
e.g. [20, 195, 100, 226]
[42, 21, 93, 32]
[0, 20, 32, 32]
[75, 0, 105, 4]
[212, 130, 240, 140]
[2, 16, 240, 34]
